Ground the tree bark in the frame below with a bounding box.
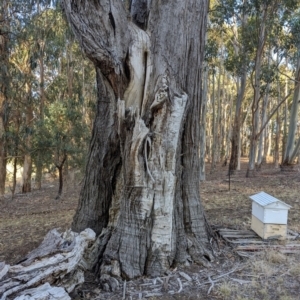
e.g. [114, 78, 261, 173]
[211, 71, 217, 171]
[55, 153, 67, 200]
[63, 0, 212, 282]
[283, 54, 300, 165]
[228, 11, 247, 173]
[0, 228, 96, 300]
[35, 46, 46, 190]
[22, 84, 33, 193]
[0, 0, 9, 197]
[200, 62, 208, 181]
[229, 70, 246, 173]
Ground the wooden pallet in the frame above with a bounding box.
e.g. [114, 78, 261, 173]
[217, 228, 300, 257]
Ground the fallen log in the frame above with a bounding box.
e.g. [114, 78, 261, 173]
[0, 228, 95, 300]
[14, 283, 70, 300]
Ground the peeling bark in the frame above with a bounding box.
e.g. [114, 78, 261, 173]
[63, 0, 212, 282]
[0, 229, 95, 300]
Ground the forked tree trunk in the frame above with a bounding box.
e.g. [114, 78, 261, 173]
[63, 0, 212, 281]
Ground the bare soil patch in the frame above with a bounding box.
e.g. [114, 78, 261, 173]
[0, 181, 78, 264]
[1, 158, 300, 299]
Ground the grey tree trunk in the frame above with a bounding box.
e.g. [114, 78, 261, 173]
[228, 13, 247, 173]
[247, 1, 280, 176]
[256, 51, 271, 169]
[229, 70, 246, 173]
[256, 89, 269, 168]
[200, 62, 208, 181]
[22, 84, 33, 193]
[0, 0, 9, 197]
[283, 54, 300, 165]
[63, 0, 213, 282]
[35, 48, 46, 190]
[281, 77, 289, 163]
[211, 71, 217, 171]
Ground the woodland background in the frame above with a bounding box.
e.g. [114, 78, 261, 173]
[0, 0, 300, 196]
[1, 1, 300, 299]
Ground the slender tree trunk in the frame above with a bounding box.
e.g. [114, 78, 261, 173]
[35, 48, 46, 190]
[0, 0, 9, 197]
[283, 53, 300, 165]
[63, 0, 212, 282]
[247, 4, 268, 177]
[11, 113, 20, 198]
[229, 70, 246, 173]
[216, 65, 222, 162]
[22, 83, 33, 193]
[211, 71, 217, 171]
[55, 153, 67, 200]
[281, 78, 288, 164]
[229, 12, 247, 173]
[274, 112, 281, 168]
[11, 153, 18, 198]
[200, 62, 208, 181]
[226, 93, 233, 159]
[257, 84, 270, 168]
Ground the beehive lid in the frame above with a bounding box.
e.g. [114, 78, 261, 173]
[249, 191, 292, 209]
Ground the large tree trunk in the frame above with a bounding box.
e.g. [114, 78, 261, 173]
[63, 0, 212, 282]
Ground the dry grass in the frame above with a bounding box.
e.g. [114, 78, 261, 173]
[201, 158, 300, 300]
[0, 181, 77, 264]
[212, 251, 300, 300]
[1, 158, 300, 299]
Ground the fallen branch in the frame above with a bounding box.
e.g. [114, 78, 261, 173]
[177, 278, 183, 293]
[13, 283, 70, 300]
[207, 276, 214, 295]
[0, 228, 96, 300]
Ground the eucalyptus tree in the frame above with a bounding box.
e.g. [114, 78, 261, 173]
[283, 14, 300, 165]
[212, 0, 252, 172]
[0, 0, 30, 196]
[30, 4, 66, 189]
[0, 0, 10, 196]
[44, 38, 95, 199]
[247, 0, 299, 175]
[245, 0, 279, 176]
[10, 37, 36, 193]
[62, 0, 213, 281]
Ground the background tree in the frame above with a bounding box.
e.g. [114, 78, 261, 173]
[0, 0, 10, 196]
[282, 13, 300, 165]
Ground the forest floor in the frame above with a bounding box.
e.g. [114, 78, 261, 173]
[1, 158, 300, 299]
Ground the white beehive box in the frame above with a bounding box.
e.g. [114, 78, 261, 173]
[249, 192, 291, 240]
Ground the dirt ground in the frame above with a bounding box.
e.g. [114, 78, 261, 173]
[1, 158, 300, 299]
